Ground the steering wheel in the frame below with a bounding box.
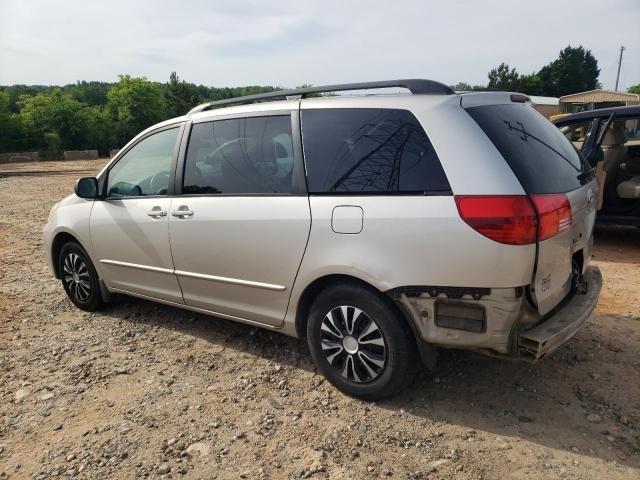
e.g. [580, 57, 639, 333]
[149, 171, 170, 194]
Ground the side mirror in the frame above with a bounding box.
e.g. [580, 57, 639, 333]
[75, 177, 99, 199]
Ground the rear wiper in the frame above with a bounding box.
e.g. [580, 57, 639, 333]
[504, 120, 581, 172]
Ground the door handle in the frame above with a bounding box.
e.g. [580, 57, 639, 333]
[172, 206, 194, 218]
[147, 208, 167, 218]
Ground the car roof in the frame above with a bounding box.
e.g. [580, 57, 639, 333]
[553, 105, 640, 125]
[187, 90, 528, 123]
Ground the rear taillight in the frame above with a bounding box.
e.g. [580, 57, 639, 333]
[529, 194, 572, 241]
[455, 194, 572, 245]
[455, 195, 537, 245]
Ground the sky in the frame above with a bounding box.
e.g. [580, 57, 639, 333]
[1, 0, 639, 91]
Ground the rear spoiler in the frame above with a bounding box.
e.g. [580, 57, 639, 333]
[459, 92, 530, 108]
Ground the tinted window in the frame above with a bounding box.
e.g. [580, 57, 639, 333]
[467, 104, 589, 194]
[302, 108, 450, 194]
[183, 116, 294, 194]
[600, 117, 640, 143]
[107, 127, 179, 197]
[559, 121, 591, 150]
[622, 117, 640, 141]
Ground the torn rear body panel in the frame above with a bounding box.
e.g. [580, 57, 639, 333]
[389, 265, 602, 360]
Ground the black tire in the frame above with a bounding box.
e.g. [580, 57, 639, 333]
[307, 283, 419, 400]
[58, 241, 105, 312]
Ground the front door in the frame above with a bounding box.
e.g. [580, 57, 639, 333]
[91, 125, 184, 303]
[168, 113, 311, 326]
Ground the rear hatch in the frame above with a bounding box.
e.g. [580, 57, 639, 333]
[464, 98, 597, 315]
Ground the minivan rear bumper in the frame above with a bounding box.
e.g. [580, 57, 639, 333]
[518, 266, 602, 361]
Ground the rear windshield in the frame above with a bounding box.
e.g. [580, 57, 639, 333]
[467, 104, 590, 194]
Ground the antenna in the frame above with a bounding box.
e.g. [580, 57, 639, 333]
[615, 46, 625, 92]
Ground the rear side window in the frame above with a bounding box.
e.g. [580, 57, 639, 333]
[183, 115, 294, 194]
[301, 108, 450, 194]
[467, 104, 589, 194]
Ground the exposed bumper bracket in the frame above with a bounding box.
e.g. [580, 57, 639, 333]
[518, 266, 602, 361]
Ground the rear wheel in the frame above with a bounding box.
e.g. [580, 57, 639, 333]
[58, 241, 105, 311]
[307, 283, 418, 400]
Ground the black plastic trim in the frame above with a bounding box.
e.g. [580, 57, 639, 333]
[387, 285, 491, 301]
[434, 299, 487, 333]
[308, 190, 453, 197]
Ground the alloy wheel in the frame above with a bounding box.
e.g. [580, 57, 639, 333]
[62, 253, 91, 302]
[320, 305, 386, 383]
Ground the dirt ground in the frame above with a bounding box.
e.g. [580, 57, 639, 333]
[1, 160, 639, 480]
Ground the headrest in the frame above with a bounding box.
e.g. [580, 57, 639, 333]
[602, 124, 626, 146]
[220, 141, 245, 170]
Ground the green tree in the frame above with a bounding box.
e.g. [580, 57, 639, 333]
[67, 81, 110, 106]
[537, 46, 600, 97]
[0, 76, 289, 154]
[164, 72, 200, 117]
[0, 91, 23, 152]
[452, 82, 472, 91]
[629, 84, 640, 94]
[517, 74, 545, 95]
[2, 84, 49, 113]
[106, 75, 167, 146]
[451, 82, 485, 91]
[487, 63, 520, 90]
[17, 88, 88, 152]
[81, 105, 114, 154]
[42, 132, 63, 159]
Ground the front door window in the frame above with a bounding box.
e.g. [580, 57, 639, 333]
[107, 127, 179, 197]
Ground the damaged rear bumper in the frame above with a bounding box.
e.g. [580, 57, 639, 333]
[518, 266, 602, 361]
[390, 267, 602, 361]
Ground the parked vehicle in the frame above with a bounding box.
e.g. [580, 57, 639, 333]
[553, 105, 640, 226]
[44, 80, 602, 400]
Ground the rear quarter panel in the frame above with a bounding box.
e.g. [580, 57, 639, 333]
[285, 95, 539, 335]
[285, 195, 536, 332]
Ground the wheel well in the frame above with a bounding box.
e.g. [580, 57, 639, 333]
[51, 232, 81, 278]
[294, 274, 421, 349]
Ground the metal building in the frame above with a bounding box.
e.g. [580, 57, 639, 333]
[559, 89, 639, 113]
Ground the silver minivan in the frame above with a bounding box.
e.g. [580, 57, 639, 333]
[43, 80, 602, 399]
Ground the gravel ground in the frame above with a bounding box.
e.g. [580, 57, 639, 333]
[1, 160, 639, 480]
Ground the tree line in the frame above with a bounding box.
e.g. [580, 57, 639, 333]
[1, 45, 638, 157]
[0, 73, 279, 157]
[453, 45, 638, 97]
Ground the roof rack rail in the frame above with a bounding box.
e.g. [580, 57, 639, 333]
[188, 79, 454, 115]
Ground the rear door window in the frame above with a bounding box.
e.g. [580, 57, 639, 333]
[183, 115, 295, 194]
[467, 104, 590, 194]
[301, 108, 450, 194]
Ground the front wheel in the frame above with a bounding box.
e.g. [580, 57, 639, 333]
[58, 241, 105, 311]
[307, 283, 419, 400]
